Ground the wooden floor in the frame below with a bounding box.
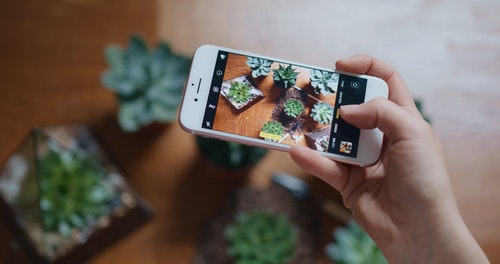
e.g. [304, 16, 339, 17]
[1, 0, 500, 263]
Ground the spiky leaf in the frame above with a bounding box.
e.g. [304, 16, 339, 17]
[272, 64, 299, 89]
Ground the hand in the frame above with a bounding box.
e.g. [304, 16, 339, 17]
[290, 55, 489, 263]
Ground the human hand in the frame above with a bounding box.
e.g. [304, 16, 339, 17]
[290, 55, 488, 263]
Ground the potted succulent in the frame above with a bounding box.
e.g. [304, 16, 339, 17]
[260, 120, 286, 142]
[326, 220, 387, 264]
[310, 102, 334, 125]
[194, 181, 319, 264]
[224, 211, 297, 264]
[101, 35, 191, 132]
[309, 69, 338, 95]
[246, 57, 273, 78]
[272, 64, 299, 90]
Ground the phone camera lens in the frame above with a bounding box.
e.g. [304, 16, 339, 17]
[194, 98, 198, 102]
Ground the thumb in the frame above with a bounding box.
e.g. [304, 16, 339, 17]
[340, 98, 423, 142]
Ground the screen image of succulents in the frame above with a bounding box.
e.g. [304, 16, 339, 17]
[210, 52, 347, 152]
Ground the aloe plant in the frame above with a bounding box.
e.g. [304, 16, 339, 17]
[283, 99, 304, 118]
[310, 102, 334, 124]
[101, 35, 191, 132]
[326, 220, 387, 264]
[228, 82, 253, 104]
[38, 143, 113, 237]
[272, 64, 299, 89]
[309, 69, 338, 95]
[261, 120, 285, 142]
[246, 56, 273, 78]
[225, 211, 297, 264]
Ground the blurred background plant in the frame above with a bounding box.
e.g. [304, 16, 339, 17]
[326, 220, 387, 264]
[196, 137, 268, 170]
[38, 139, 113, 237]
[224, 211, 297, 264]
[101, 35, 191, 132]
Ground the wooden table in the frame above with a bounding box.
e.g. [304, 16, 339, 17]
[1, 0, 499, 263]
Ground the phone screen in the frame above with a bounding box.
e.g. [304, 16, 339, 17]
[201, 51, 367, 158]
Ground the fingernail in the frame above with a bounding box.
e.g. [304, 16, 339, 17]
[340, 104, 359, 113]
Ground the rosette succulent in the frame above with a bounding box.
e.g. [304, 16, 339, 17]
[246, 56, 273, 78]
[38, 144, 113, 237]
[283, 99, 305, 118]
[261, 120, 285, 142]
[225, 211, 297, 264]
[310, 102, 334, 125]
[309, 69, 338, 95]
[101, 35, 191, 132]
[273, 64, 299, 89]
[228, 82, 253, 104]
[326, 220, 387, 264]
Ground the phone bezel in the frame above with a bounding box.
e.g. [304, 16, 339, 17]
[179, 45, 388, 167]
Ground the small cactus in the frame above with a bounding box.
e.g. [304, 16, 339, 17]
[311, 102, 334, 124]
[283, 99, 305, 118]
[326, 220, 387, 264]
[309, 69, 338, 95]
[224, 211, 297, 264]
[261, 120, 285, 142]
[273, 64, 299, 89]
[228, 82, 253, 104]
[246, 56, 273, 78]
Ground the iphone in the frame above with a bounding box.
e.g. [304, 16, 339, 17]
[179, 45, 388, 166]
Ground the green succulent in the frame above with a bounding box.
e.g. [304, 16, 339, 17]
[311, 102, 334, 124]
[309, 69, 338, 95]
[326, 220, 387, 264]
[283, 99, 305, 118]
[225, 211, 297, 264]
[261, 120, 285, 142]
[246, 56, 273, 78]
[414, 99, 431, 123]
[228, 82, 253, 104]
[272, 64, 299, 89]
[38, 142, 113, 237]
[196, 136, 267, 169]
[101, 35, 191, 132]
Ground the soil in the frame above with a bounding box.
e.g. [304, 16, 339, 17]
[271, 88, 308, 131]
[193, 183, 320, 264]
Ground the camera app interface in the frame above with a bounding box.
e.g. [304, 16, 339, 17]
[202, 51, 367, 158]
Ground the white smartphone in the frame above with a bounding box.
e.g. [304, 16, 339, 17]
[179, 45, 388, 167]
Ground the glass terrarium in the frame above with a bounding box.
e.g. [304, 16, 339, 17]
[0, 125, 152, 263]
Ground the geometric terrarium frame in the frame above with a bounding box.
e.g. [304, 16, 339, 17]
[0, 125, 152, 263]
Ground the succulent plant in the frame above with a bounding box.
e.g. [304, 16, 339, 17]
[283, 99, 305, 118]
[196, 136, 267, 169]
[326, 220, 387, 264]
[272, 64, 299, 89]
[261, 120, 285, 142]
[225, 211, 297, 264]
[38, 142, 113, 237]
[228, 81, 253, 104]
[101, 35, 191, 132]
[246, 56, 273, 78]
[414, 99, 431, 123]
[309, 69, 338, 95]
[310, 102, 334, 125]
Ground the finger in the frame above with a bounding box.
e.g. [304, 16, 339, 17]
[339, 98, 425, 142]
[335, 54, 416, 110]
[290, 146, 349, 192]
